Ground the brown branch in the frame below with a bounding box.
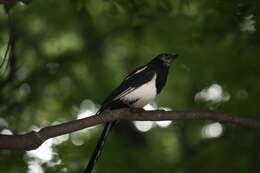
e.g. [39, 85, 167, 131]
[0, 109, 259, 151]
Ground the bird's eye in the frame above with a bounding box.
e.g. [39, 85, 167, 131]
[157, 53, 178, 63]
[165, 55, 171, 59]
[162, 54, 171, 60]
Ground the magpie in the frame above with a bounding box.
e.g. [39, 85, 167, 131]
[85, 53, 178, 173]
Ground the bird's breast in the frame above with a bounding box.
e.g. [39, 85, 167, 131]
[122, 74, 157, 108]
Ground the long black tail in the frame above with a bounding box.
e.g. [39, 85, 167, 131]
[84, 121, 116, 173]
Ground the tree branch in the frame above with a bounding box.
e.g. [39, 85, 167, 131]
[0, 109, 259, 150]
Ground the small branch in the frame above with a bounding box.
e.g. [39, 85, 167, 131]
[0, 109, 259, 151]
[0, 9, 17, 89]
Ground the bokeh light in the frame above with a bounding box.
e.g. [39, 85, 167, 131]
[202, 122, 223, 138]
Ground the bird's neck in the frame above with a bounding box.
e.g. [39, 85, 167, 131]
[152, 63, 169, 94]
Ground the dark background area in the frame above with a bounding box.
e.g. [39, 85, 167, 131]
[0, 0, 260, 173]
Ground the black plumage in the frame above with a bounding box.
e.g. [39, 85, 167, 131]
[85, 53, 178, 173]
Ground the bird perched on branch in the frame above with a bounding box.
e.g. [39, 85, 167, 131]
[85, 53, 179, 173]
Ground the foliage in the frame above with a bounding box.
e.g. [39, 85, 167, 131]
[0, 0, 260, 172]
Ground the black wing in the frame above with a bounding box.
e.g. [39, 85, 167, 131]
[98, 66, 154, 113]
[123, 65, 146, 80]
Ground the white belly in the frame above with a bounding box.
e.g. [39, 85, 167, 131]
[122, 74, 157, 108]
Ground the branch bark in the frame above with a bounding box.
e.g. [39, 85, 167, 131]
[0, 109, 259, 151]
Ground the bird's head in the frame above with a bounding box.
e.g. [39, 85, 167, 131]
[150, 53, 179, 67]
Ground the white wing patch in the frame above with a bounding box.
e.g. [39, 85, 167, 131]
[135, 66, 147, 74]
[122, 73, 157, 108]
[125, 66, 147, 80]
[113, 87, 135, 101]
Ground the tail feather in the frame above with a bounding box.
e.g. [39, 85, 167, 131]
[84, 121, 116, 173]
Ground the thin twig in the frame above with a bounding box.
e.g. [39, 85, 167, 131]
[0, 38, 10, 72]
[0, 10, 17, 89]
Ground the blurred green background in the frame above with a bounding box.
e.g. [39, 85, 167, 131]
[0, 0, 260, 173]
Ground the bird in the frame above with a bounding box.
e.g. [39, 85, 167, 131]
[85, 53, 179, 173]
